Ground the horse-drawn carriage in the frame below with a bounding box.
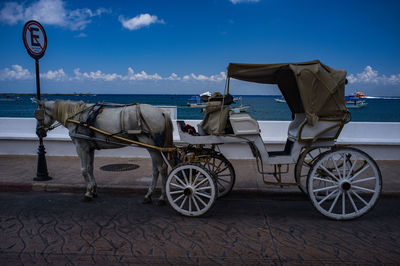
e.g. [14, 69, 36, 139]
[35, 60, 382, 220]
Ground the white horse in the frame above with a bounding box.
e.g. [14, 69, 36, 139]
[33, 99, 173, 205]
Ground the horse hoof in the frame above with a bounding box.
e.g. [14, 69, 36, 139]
[142, 197, 152, 204]
[82, 195, 93, 202]
[156, 199, 166, 206]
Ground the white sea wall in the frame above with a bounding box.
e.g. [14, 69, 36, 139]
[0, 117, 399, 160]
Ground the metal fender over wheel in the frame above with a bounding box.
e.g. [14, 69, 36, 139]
[307, 147, 382, 220]
[166, 163, 217, 217]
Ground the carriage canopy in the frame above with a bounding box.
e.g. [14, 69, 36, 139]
[227, 60, 348, 125]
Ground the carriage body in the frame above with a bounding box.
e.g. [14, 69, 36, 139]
[167, 60, 381, 220]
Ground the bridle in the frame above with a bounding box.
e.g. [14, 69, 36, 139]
[34, 103, 62, 133]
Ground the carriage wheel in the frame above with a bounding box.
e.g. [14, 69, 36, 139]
[307, 147, 382, 220]
[197, 152, 235, 198]
[294, 147, 330, 194]
[166, 163, 217, 217]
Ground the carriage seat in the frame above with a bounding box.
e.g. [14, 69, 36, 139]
[287, 113, 306, 141]
[288, 113, 346, 142]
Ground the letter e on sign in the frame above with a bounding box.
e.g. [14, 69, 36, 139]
[23, 20, 47, 60]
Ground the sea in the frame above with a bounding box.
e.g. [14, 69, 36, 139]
[1, 94, 400, 122]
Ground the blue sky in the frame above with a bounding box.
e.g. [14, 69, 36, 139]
[0, 0, 400, 95]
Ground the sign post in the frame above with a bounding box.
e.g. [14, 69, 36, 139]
[23, 20, 51, 181]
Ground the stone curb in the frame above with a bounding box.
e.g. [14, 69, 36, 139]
[1, 182, 399, 198]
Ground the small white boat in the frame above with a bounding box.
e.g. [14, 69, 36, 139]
[346, 100, 367, 108]
[0, 96, 20, 102]
[231, 96, 250, 113]
[274, 98, 286, 103]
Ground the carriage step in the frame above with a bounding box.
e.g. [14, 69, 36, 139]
[268, 139, 294, 157]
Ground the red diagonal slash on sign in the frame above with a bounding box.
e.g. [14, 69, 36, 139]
[27, 25, 43, 50]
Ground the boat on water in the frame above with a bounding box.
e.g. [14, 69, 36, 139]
[0, 95, 21, 102]
[346, 99, 368, 108]
[187, 92, 250, 112]
[351, 91, 366, 98]
[274, 98, 286, 103]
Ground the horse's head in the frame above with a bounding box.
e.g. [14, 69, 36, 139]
[32, 98, 56, 137]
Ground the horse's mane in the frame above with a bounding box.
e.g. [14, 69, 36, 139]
[53, 100, 87, 125]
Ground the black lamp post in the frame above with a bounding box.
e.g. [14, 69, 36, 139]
[23, 20, 51, 181]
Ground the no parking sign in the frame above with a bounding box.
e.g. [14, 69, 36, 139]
[22, 20, 51, 181]
[22, 20, 47, 60]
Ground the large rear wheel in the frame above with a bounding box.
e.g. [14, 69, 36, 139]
[307, 147, 382, 220]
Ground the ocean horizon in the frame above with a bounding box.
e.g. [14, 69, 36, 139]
[1, 93, 399, 122]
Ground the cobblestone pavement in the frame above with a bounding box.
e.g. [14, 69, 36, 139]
[1, 192, 399, 265]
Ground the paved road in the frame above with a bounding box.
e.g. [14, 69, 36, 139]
[1, 192, 399, 265]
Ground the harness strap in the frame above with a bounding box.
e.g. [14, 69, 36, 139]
[137, 104, 154, 136]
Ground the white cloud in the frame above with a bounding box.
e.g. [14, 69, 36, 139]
[167, 73, 180, 81]
[184, 72, 226, 82]
[347, 66, 400, 85]
[123, 67, 162, 80]
[119, 13, 164, 31]
[0, 65, 32, 80]
[82, 70, 122, 82]
[41, 68, 67, 80]
[1, 65, 227, 83]
[0, 0, 110, 30]
[230, 0, 260, 4]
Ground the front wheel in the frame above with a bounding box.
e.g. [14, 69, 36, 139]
[307, 147, 382, 220]
[166, 163, 217, 217]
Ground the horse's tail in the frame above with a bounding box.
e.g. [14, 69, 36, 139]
[163, 112, 173, 148]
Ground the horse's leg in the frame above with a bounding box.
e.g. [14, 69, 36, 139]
[157, 156, 168, 206]
[75, 142, 96, 201]
[87, 149, 97, 198]
[149, 150, 168, 206]
[143, 149, 160, 204]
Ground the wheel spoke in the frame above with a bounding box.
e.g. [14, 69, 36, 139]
[173, 193, 185, 203]
[196, 186, 212, 191]
[318, 189, 338, 205]
[328, 191, 341, 212]
[170, 190, 184, 195]
[313, 185, 338, 193]
[332, 157, 342, 180]
[342, 191, 346, 215]
[182, 169, 189, 185]
[351, 190, 369, 206]
[348, 164, 370, 182]
[313, 176, 338, 184]
[189, 167, 193, 185]
[194, 177, 208, 188]
[174, 174, 187, 187]
[188, 196, 192, 212]
[351, 176, 376, 184]
[347, 191, 358, 212]
[194, 194, 207, 207]
[195, 191, 212, 199]
[319, 165, 340, 182]
[192, 172, 201, 185]
[170, 182, 185, 190]
[216, 177, 231, 183]
[352, 185, 376, 193]
[192, 195, 200, 211]
[179, 195, 188, 208]
[215, 166, 229, 175]
[346, 156, 358, 179]
[342, 154, 347, 179]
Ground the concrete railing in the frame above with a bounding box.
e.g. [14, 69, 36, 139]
[1, 118, 399, 160]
